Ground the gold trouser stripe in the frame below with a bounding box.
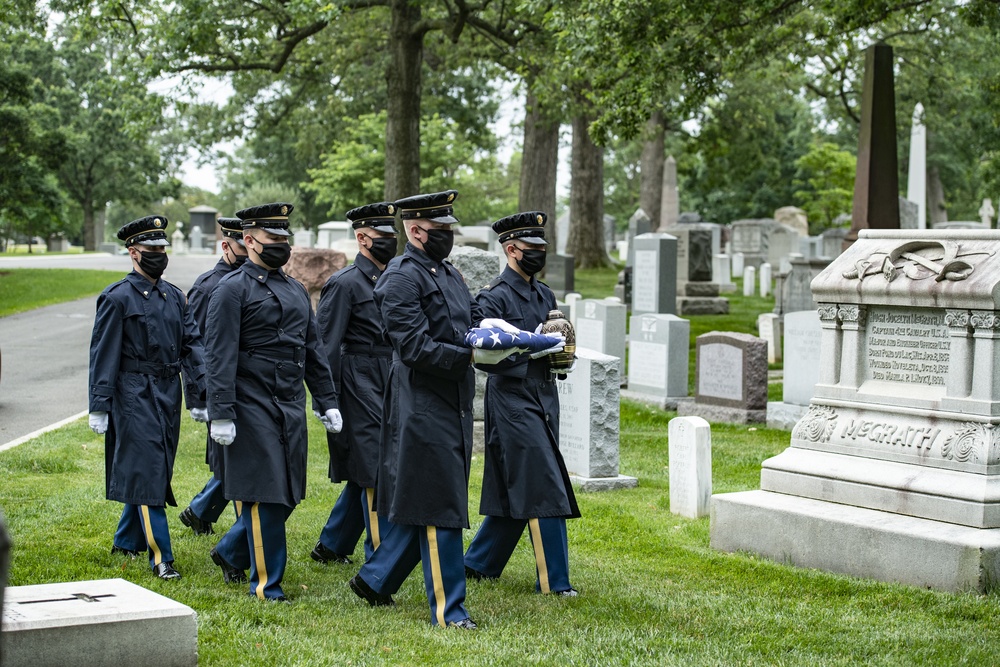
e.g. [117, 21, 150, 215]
[529, 518, 551, 594]
[250, 504, 268, 600]
[366, 488, 380, 550]
[234, 500, 243, 518]
[426, 526, 447, 627]
[140, 505, 162, 566]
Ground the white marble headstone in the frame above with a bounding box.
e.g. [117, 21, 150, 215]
[743, 266, 756, 297]
[668, 416, 712, 519]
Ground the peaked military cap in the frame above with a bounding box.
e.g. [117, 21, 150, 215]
[218, 216, 245, 244]
[493, 211, 548, 245]
[118, 215, 170, 247]
[347, 202, 398, 234]
[236, 202, 293, 236]
[395, 190, 459, 224]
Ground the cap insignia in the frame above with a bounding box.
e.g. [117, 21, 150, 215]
[447, 193, 455, 202]
[154, 219, 162, 227]
[388, 205, 395, 214]
[280, 205, 288, 215]
[536, 214, 543, 224]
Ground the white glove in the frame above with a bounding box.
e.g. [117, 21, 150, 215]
[480, 318, 519, 334]
[551, 360, 577, 377]
[529, 339, 566, 360]
[211, 419, 236, 446]
[89, 412, 108, 435]
[473, 347, 523, 365]
[321, 408, 343, 434]
[189, 407, 209, 423]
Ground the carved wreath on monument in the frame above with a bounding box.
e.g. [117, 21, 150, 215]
[941, 422, 1000, 463]
[843, 241, 993, 283]
[793, 405, 838, 444]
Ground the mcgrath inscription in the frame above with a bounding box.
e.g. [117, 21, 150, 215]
[866, 308, 949, 385]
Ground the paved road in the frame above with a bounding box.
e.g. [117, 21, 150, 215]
[0, 253, 219, 446]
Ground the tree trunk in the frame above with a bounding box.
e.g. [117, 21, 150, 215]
[385, 0, 423, 204]
[83, 199, 96, 252]
[567, 114, 607, 269]
[519, 89, 560, 245]
[639, 111, 665, 225]
[927, 164, 947, 224]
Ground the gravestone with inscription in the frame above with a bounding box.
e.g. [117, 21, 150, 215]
[557, 347, 637, 491]
[575, 298, 627, 373]
[713, 228, 1000, 593]
[667, 224, 730, 315]
[779, 256, 832, 315]
[767, 223, 801, 268]
[677, 332, 768, 424]
[623, 313, 690, 409]
[1, 578, 198, 666]
[767, 309, 822, 429]
[669, 416, 713, 519]
[731, 219, 770, 268]
[631, 233, 677, 316]
[820, 228, 848, 259]
[625, 208, 653, 267]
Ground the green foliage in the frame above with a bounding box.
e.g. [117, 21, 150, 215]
[680, 66, 815, 224]
[0, 269, 123, 317]
[794, 142, 856, 231]
[305, 112, 517, 224]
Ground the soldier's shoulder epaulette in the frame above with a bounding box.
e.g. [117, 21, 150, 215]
[484, 276, 504, 291]
[104, 277, 130, 293]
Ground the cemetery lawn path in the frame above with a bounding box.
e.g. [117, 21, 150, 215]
[0, 269, 122, 317]
[4, 402, 1000, 665]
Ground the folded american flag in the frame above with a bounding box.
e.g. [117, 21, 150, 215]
[465, 327, 563, 352]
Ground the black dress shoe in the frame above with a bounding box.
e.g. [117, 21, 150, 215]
[179, 507, 214, 535]
[554, 588, 579, 597]
[246, 593, 291, 603]
[349, 575, 395, 607]
[111, 545, 140, 558]
[211, 547, 248, 584]
[153, 562, 182, 580]
[448, 618, 478, 630]
[310, 541, 352, 564]
[465, 565, 498, 581]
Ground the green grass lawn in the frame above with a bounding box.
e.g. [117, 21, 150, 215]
[0, 268, 123, 317]
[3, 402, 1000, 665]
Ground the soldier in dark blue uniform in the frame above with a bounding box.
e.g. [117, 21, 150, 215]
[464, 211, 580, 596]
[204, 202, 342, 601]
[180, 217, 248, 547]
[348, 190, 515, 630]
[310, 202, 398, 565]
[88, 215, 207, 580]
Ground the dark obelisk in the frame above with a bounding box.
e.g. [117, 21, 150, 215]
[844, 42, 899, 250]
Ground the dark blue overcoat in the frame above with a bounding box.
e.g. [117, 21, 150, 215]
[316, 253, 390, 488]
[373, 243, 483, 528]
[474, 266, 580, 520]
[89, 271, 206, 506]
[205, 261, 337, 507]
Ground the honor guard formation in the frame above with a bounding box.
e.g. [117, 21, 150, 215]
[88, 191, 578, 627]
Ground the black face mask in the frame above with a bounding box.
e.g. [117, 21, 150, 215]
[230, 253, 248, 268]
[368, 237, 398, 266]
[421, 228, 454, 263]
[257, 242, 291, 269]
[137, 250, 168, 279]
[516, 248, 547, 276]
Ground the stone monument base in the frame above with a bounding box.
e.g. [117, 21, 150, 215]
[676, 398, 765, 424]
[570, 474, 639, 492]
[681, 282, 721, 297]
[765, 401, 808, 431]
[676, 297, 729, 315]
[0, 578, 198, 666]
[711, 490, 1000, 593]
[621, 388, 685, 411]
